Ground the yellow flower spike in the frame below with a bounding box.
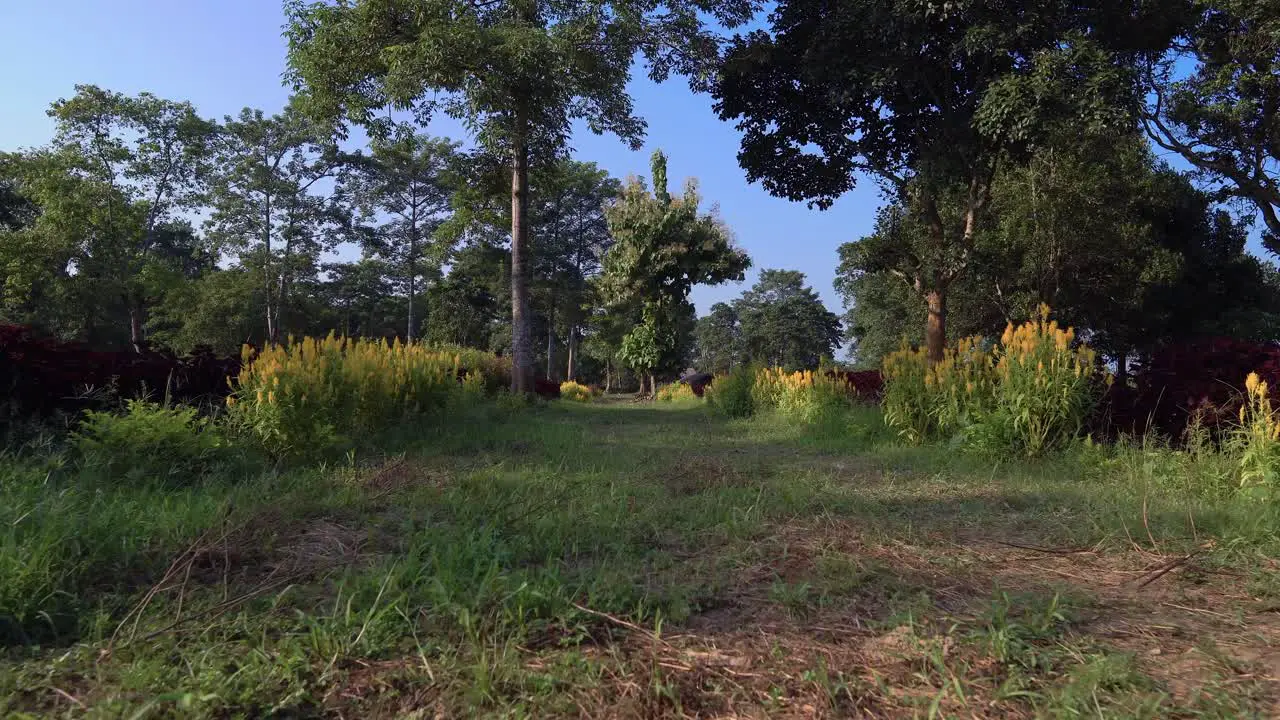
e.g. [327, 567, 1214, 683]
[1246, 372, 1261, 396]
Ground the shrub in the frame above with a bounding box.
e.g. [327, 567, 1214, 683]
[755, 369, 853, 425]
[656, 382, 698, 403]
[882, 305, 1103, 455]
[825, 369, 884, 403]
[0, 324, 240, 427]
[533, 377, 562, 399]
[1233, 372, 1280, 493]
[1112, 338, 1280, 440]
[229, 335, 509, 459]
[882, 336, 994, 443]
[560, 381, 593, 403]
[974, 307, 1101, 456]
[71, 400, 228, 485]
[752, 367, 788, 410]
[707, 365, 756, 418]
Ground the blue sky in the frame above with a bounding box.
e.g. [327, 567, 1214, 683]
[0, 0, 882, 317]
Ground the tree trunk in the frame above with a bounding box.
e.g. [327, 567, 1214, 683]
[605, 360, 612, 393]
[546, 299, 554, 380]
[925, 289, 947, 364]
[407, 223, 417, 343]
[648, 373, 656, 398]
[566, 327, 576, 381]
[264, 192, 276, 344]
[509, 111, 534, 394]
[129, 301, 145, 353]
[1115, 352, 1129, 386]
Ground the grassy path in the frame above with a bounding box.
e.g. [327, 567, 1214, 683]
[4, 400, 1279, 717]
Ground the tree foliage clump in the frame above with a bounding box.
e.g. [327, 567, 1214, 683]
[694, 270, 841, 373]
[602, 150, 749, 393]
[715, 0, 1182, 360]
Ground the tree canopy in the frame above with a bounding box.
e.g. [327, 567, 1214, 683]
[714, 0, 1183, 360]
[1144, 0, 1280, 253]
[283, 0, 756, 392]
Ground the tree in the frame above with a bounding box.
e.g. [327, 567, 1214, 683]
[1144, 0, 1280, 252]
[527, 160, 619, 381]
[344, 133, 460, 341]
[423, 236, 510, 350]
[714, 0, 1180, 361]
[283, 0, 756, 393]
[693, 302, 741, 373]
[0, 147, 144, 345]
[147, 266, 261, 354]
[735, 269, 841, 370]
[0, 176, 36, 231]
[44, 85, 214, 349]
[837, 138, 1280, 370]
[602, 149, 750, 394]
[316, 258, 404, 339]
[205, 105, 345, 343]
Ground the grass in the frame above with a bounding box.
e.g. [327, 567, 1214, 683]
[2, 398, 1279, 717]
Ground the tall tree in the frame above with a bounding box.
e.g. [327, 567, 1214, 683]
[693, 301, 742, 374]
[735, 269, 841, 371]
[344, 133, 459, 341]
[527, 160, 619, 381]
[1144, 0, 1280, 252]
[205, 105, 345, 343]
[283, 0, 756, 393]
[714, 0, 1180, 361]
[603, 150, 750, 394]
[45, 85, 215, 349]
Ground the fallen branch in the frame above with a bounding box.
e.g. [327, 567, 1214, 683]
[996, 541, 1097, 555]
[570, 601, 675, 649]
[1137, 552, 1198, 588]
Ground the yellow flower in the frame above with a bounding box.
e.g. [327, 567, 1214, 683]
[1246, 372, 1261, 396]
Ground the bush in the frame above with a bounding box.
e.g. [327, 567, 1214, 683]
[71, 400, 228, 485]
[826, 369, 884, 403]
[656, 382, 698, 403]
[975, 307, 1101, 456]
[560, 381, 593, 403]
[882, 336, 994, 443]
[707, 365, 756, 418]
[0, 324, 240, 427]
[1233, 372, 1280, 493]
[751, 367, 787, 410]
[228, 335, 510, 459]
[753, 369, 853, 424]
[882, 305, 1103, 456]
[1111, 337, 1280, 440]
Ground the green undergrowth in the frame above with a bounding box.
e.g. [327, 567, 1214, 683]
[2, 400, 1276, 717]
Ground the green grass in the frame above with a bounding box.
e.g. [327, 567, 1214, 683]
[2, 399, 1278, 717]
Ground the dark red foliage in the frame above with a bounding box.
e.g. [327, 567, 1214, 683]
[0, 324, 240, 422]
[1102, 337, 1280, 439]
[825, 369, 884, 404]
[533, 377, 561, 400]
[681, 372, 714, 397]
